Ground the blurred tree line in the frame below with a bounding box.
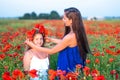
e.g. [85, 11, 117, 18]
[19, 11, 61, 19]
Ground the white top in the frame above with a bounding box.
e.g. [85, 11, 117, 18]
[30, 56, 49, 71]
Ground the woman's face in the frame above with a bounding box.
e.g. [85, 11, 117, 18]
[33, 34, 43, 47]
[62, 13, 72, 26]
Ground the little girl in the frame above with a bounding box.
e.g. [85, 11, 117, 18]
[23, 24, 49, 80]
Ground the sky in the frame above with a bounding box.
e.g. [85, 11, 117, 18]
[0, 0, 120, 17]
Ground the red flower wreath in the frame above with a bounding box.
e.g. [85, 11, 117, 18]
[26, 24, 47, 41]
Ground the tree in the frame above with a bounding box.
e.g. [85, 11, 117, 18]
[38, 13, 50, 19]
[22, 13, 31, 19]
[31, 12, 37, 19]
[19, 10, 61, 20]
[49, 11, 60, 19]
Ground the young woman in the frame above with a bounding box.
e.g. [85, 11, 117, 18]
[23, 27, 49, 80]
[25, 7, 91, 74]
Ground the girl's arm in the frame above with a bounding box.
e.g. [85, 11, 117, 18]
[25, 35, 71, 54]
[46, 37, 62, 44]
[23, 51, 32, 71]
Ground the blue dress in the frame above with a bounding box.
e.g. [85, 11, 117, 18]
[57, 46, 85, 73]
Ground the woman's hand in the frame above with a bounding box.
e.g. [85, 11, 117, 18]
[45, 37, 61, 44]
[24, 38, 30, 44]
[45, 37, 52, 43]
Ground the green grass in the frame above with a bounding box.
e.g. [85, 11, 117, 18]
[0, 19, 45, 32]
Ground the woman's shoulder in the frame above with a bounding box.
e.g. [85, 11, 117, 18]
[64, 33, 77, 47]
[64, 33, 75, 40]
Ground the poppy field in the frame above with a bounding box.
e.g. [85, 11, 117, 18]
[0, 19, 120, 80]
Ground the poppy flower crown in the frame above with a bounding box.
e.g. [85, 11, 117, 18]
[26, 24, 46, 41]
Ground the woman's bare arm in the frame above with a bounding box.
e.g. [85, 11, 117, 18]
[25, 35, 72, 55]
[46, 37, 62, 44]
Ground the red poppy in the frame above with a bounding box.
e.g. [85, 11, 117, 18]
[28, 69, 38, 78]
[57, 70, 66, 76]
[95, 58, 100, 64]
[109, 58, 114, 63]
[101, 52, 105, 56]
[93, 52, 101, 57]
[93, 75, 106, 80]
[0, 54, 5, 60]
[1, 38, 8, 43]
[83, 66, 90, 76]
[110, 70, 116, 75]
[13, 52, 19, 58]
[26, 29, 36, 41]
[4, 66, 9, 70]
[14, 32, 19, 37]
[116, 73, 119, 80]
[76, 64, 82, 69]
[12, 69, 24, 79]
[91, 69, 100, 77]
[39, 25, 45, 34]
[34, 23, 46, 35]
[2, 43, 12, 52]
[109, 46, 116, 49]
[48, 69, 57, 80]
[116, 49, 120, 54]
[86, 59, 91, 64]
[105, 49, 116, 55]
[57, 70, 66, 80]
[2, 72, 13, 80]
[66, 72, 78, 80]
[34, 23, 40, 28]
[14, 45, 21, 50]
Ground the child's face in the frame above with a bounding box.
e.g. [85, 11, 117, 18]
[33, 34, 43, 47]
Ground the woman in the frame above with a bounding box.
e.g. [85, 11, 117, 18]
[25, 7, 91, 74]
[23, 26, 49, 80]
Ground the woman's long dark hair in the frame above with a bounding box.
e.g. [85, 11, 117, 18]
[25, 29, 45, 51]
[64, 7, 91, 61]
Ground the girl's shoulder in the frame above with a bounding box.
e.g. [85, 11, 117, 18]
[24, 49, 33, 56]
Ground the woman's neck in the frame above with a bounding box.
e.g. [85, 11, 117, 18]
[70, 25, 73, 33]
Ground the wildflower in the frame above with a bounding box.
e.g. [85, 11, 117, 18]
[93, 52, 101, 57]
[91, 69, 100, 77]
[93, 75, 106, 80]
[95, 58, 100, 64]
[110, 70, 116, 75]
[0, 54, 5, 60]
[109, 58, 114, 63]
[109, 46, 116, 49]
[29, 69, 38, 78]
[2, 72, 13, 80]
[83, 66, 90, 76]
[12, 69, 24, 79]
[48, 69, 57, 80]
[66, 72, 78, 80]
[86, 59, 91, 64]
